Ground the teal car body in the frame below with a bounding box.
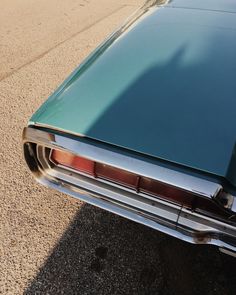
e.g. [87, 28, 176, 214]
[30, 0, 236, 187]
[24, 0, 236, 256]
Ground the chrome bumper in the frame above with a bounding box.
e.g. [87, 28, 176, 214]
[23, 127, 236, 256]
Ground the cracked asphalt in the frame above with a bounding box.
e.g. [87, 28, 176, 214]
[0, 1, 236, 294]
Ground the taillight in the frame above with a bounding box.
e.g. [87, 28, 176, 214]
[139, 177, 194, 208]
[50, 148, 197, 205]
[96, 163, 139, 190]
[51, 149, 95, 176]
[49, 149, 231, 219]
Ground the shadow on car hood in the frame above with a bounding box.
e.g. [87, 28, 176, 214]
[30, 2, 236, 186]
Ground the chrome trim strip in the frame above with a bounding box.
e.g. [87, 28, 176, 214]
[23, 127, 222, 199]
[219, 248, 236, 258]
[23, 127, 236, 255]
[179, 208, 236, 239]
[231, 197, 236, 213]
[35, 174, 186, 242]
[37, 145, 181, 224]
[38, 175, 236, 252]
[40, 146, 236, 249]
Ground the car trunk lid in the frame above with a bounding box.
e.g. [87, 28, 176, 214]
[30, 3, 236, 186]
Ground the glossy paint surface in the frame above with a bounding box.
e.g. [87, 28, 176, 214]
[30, 1, 236, 186]
[168, 0, 236, 12]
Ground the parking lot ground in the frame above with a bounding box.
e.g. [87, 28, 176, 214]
[0, 1, 236, 294]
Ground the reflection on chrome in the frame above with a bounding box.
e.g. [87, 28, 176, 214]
[23, 127, 236, 257]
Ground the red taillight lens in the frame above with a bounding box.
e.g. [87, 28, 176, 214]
[50, 149, 230, 219]
[139, 177, 194, 208]
[96, 163, 139, 189]
[50, 149, 193, 201]
[51, 149, 95, 176]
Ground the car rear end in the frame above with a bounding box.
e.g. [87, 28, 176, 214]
[23, 127, 236, 256]
[23, 0, 236, 256]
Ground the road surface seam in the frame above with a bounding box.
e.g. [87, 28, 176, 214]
[0, 4, 132, 83]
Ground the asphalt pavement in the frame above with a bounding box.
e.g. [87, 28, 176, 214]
[0, 1, 236, 294]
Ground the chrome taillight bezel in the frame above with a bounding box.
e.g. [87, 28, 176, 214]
[23, 126, 236, 256]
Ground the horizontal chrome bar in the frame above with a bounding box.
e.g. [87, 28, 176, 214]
[23, 127, 236, 255]
[23, 127, 222, 199]
[37, 145, 181, 225]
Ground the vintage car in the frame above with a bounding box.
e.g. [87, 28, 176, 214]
[23, 0, 236, 256]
